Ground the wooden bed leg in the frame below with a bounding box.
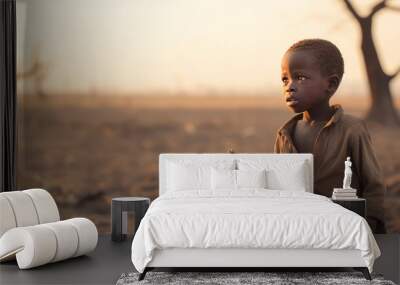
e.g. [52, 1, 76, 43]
[138, 268, 148, 281]
[354, 267, 371, 280]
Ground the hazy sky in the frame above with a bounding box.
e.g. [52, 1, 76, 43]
[16, 0, 400, 96]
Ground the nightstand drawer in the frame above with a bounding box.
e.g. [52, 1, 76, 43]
[331, 198, 366, 218]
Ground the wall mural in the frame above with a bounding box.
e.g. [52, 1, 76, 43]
[16, 0, 400, 234]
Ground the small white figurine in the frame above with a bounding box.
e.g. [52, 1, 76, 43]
[343, 156, 352, 189]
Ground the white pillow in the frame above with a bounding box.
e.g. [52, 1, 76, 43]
[211, 168, 236, 190]
[238, 159, 309, 192]
[237, 169, 267, 188]
[211, 168, 268, 190]
[266, 165, 307, 191]
[167, 162, 211, 191]
[166, 159, 236, 192]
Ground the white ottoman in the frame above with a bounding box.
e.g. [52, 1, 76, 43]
[0, 189, 98, 269]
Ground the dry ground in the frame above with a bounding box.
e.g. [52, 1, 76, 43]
[17, 94, 400, 233]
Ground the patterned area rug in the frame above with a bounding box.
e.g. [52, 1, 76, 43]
[116, 271, 396, 285]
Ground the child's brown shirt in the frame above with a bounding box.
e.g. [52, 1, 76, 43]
[274, 104, 386, 232]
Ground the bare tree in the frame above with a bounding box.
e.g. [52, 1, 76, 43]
[17, 50, 49, 97]
[343, 0, 400, 126]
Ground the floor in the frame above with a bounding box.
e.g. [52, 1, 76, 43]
[0, 235, 398, 285]
[0, 235, 134, 285]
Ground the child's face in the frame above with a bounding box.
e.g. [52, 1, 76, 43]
[281, 50, 330, 113]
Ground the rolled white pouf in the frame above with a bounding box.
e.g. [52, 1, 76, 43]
[42, 220, 79, 262]
[0, 218, 98, 269]
[0, 226, 57, 269]
[0, 195, 17, 237]
[0, 192, 39, 227]
[23, 189, 60, 224]
[66, 218, 98, 257]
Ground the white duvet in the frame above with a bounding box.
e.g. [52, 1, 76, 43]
[131, 189, 380, 273]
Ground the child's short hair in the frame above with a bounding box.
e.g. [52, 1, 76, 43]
[287, 39, 344, 82]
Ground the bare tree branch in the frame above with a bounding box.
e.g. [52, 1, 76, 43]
[385, 4, 400, 12]
[341, 0, 400, 126]
[388, 66, 400, 81]
[368, 0, 387, 18]
[343, 0, 362, 22]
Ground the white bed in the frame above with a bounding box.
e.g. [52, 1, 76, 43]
[131, 153, 380, 281]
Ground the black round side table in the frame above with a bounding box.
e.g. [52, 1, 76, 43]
[111, 197, 150, 242]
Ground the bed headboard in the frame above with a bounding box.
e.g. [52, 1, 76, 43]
[159, 153, 314, 195]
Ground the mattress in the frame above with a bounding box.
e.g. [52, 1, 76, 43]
[131, 189, 380, 273]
